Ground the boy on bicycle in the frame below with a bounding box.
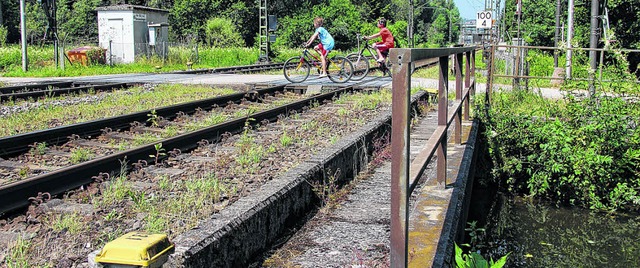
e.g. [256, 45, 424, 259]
[363, 18, 394, 64]
[305, 17, 334, 78]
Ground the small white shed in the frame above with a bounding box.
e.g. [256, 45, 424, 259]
[96, 5, 169, 64]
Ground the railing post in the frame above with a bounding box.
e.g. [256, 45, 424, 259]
[455, 53, 463, 145]
[390, 48, 411, 268]
[464, 51, 471, 121]
[471, 50, 476, 96]
[437, 56, 448, 185]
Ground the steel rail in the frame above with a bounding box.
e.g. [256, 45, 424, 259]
[0, 78, 376, 214]
[171, 62, 285, 75]
[0, 85, 288, 158]
[0, 81, 74, 94]
[0, 82, 129, 102]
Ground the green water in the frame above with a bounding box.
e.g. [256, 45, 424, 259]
[477, 196, 640, 267]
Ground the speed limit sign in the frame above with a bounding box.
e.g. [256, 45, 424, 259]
[476, 11, 493, 29]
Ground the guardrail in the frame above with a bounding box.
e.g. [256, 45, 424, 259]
[389, 46, 477, 267]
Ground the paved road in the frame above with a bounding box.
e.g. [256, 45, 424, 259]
[0, 73, 570, 99]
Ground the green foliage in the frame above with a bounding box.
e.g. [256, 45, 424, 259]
[70, 148, 93, 164]
[455, 243, 509, 268]
[204, 17, 245, 47]
[56, 0, 101, 41]
[477, 90, 640, 211]
[0, 26, 8, 47]
[85, 47, 107, 65]
[25, 2, 47, 44]
[5, 235, 31, 268]
[49, 212, 86, 234]
[170, 0, 220, 40]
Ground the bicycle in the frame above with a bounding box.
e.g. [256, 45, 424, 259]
[346, 34, 392, 80]
[283, 45, 354, 83]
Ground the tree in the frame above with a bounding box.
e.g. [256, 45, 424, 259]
[170, 0, 220, 41]
[204, 17, 244, 47]
[56, 0, 101, 42]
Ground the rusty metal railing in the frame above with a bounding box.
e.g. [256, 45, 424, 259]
[389, 46, 477, 267]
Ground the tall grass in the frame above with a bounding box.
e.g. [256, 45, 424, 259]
[0, 44, 351, 77]
[0, 44, 270, 77]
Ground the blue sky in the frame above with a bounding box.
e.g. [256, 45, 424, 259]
[454, 0, 488, 20]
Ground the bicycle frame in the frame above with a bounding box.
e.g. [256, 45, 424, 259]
[354, 35, 383, 62]
[284, 47, 353, 83]
[299, 48, 334, 71]
[349, 34, 392, 78]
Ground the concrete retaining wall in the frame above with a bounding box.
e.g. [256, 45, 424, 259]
[166, 92, 430, 267]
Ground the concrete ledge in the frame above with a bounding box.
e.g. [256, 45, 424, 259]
[167, 91, 431, 267]
[407, 119, 480, 267]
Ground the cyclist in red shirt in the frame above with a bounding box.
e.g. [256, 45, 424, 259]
[364, 18, 394, 64]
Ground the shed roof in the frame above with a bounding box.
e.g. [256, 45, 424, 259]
[96, 5, 169, 13]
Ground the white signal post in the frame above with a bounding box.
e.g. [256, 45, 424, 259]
[476, 10, 493, 29]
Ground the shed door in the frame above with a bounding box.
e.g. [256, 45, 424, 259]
[107, 18, 124, 62]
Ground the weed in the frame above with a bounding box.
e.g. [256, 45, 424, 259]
[5, 235, 31, 268]
[49, 212, 86, 234]
[203, 113, 227, 126]
[149, 143, 166, 165]
[162, 125, 179, 138]
[280, 130, 294, 147]
[268, 142, 278, 152]
[463, 221, 486, 251]
[130, 191, 151, 211]
[103, 209, 122, 221]
[17, 166, 30, 178]
[158, 176, 171, 190]
[337, 108, 351, 117]
[29, 142, 48, 155]
[145, 210, 168, 233]
[70, 148, 93, 164]
[147, 109, 160, 127]
[455, 243, 509, 268]
[95, 174, 133, 208]
[313, 169, 340, 206]
[132, 132, 159, 146]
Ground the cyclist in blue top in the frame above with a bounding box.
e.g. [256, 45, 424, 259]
[305, 17, 334, 78]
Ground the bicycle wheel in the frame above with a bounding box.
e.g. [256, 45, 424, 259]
[346, 53, 370, 81]
[327, 56, 354, 83]
[283, 56, 310, 83]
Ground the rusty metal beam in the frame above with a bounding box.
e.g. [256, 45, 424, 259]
[389, 46, 476, 267]
[390, 48, 411, 268]
[437, 56, 448, 184]
[465, 51, 471, 121]
[455, 53, 463, 145]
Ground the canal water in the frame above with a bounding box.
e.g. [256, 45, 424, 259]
[468, 192, 640, 267]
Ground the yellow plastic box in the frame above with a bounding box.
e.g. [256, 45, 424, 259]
[94, 232, 174, 268]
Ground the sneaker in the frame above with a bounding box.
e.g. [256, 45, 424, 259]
[377, 58, 385, 63]
[318, 74, 328, 78]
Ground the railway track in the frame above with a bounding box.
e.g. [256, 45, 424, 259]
[0, 77, 384, 215]
[0, 63, 287, 103]
[0, 82, 130, 102]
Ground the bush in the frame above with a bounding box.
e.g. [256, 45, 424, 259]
[204, 17, 245, 48]
[477, 90, 640, 211]
[0, 26, 7, 47]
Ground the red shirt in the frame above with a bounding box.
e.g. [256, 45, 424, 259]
[380, 27, 394, 48]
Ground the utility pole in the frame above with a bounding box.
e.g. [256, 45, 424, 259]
[554, 0, 562, 67]
[258, 0, 269, 63]
[448, 0, 452, 43]
[566, 0, 574, 79]
[20, 0, 28, 72]
[409, 0, 414, 47]
[588, 0, 599, 95]
[0, 1, 4, 26]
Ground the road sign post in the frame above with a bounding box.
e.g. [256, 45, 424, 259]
[476, 11, 493, 29]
